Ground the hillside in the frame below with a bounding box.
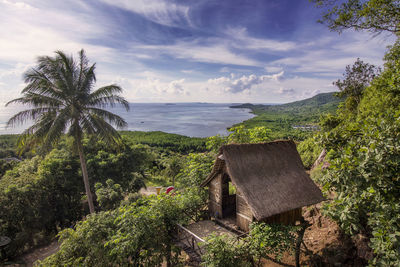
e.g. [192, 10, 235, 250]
[230, 92, 342, 139]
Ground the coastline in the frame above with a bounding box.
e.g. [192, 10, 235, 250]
[0, 103, 255, 138]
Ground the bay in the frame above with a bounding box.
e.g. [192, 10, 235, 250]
[0, 103, 254, 137]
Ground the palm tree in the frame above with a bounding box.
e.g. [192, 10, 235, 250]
[6, 49, 129, 214]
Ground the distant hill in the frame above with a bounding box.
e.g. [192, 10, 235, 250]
[230, 92, 342, 140]
[232, 92, 341, 114]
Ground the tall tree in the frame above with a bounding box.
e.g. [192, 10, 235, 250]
[6, 50, 129, 213]
[334, 58, 378, 111]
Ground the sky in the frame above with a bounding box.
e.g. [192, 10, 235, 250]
[0, 0, 395, 104]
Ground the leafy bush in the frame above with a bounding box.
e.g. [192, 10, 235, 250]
[121, 131, 207, 153]
[95, 179, 124, 210]
[0, 150, 83, 258]
[84, 138, 152, 192]
[297, 136, 323, 169]
[206, 125, 272, 153]
[202, 234, 252, 267]
[202, 222, 300, 267]
[175, 153, 214, 188]
[38, 191, 206, 266]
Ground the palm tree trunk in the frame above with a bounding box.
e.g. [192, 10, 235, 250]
[76, 137, 95, 214]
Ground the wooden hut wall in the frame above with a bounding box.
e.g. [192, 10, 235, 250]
[262, 208, 302, 225]
[236, 188, 253, 232]
[208, 173, 223, 218]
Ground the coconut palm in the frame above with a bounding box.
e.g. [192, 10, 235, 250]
[6, 49, 129, 213]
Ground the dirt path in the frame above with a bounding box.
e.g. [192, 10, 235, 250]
[5, 241, 59, 267]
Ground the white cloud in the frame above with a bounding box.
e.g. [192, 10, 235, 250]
[166, 79, 186, 95]
[0, 0, 115, 65]
[265, 65, 284, 73]
[226, 27, 296, 52]
[133, 77, 188, 97]
[208, 71, 284, 93]
[277, 88, 296, 95]
[269, 32, 391, 76]
[98, 0, 191, 27]
[137, 40, 261, 66]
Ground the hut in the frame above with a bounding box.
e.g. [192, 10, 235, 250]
[200, 140, 324, 232]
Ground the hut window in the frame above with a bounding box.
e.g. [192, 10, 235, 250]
[228, 182, 236, 195]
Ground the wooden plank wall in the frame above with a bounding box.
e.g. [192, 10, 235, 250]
[236, 189, 253, 231]
[208, 174, 223, 218]
[262, 208, 302, 225]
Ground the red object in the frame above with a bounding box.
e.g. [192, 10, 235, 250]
[166, 186, 175, 194]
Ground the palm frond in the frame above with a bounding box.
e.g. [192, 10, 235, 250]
[6, 108, 56, 127]
[90, 84, 123, 98]
[16, 111, 58, 151]
[23, 67, 66, 100]
[79, 113, 96, 135]
[7, 49, 129, 153]
[56, 50, 76, 94]
[86, 113, 121, 146]
[77, 49, 89, 90]
[35, 55, 71, 97]
[78, 63, 96, 95]
[6, 92, 63, 108]
[42, 108, 69, 148]
[86, 107, 128, 128]
[89, 94, 129, 110]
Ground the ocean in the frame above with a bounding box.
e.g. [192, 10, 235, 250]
[0, 103, 254, 137]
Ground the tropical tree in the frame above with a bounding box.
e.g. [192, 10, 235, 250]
[311, 0, 400, 35]
[334, 58, 379, 112]
[6, 49, 129, 213]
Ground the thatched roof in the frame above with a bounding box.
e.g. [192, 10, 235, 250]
[201, 141, 324, 220]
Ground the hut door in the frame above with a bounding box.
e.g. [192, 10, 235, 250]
[221, 173, 236, 218]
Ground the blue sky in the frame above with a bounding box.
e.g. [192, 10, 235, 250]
[0, 0, 394, 103]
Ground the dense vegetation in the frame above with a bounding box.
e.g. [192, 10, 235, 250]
[313, 43, 400, 266]
[38, 191, 206, 266]
[308, 1, 400, 265]
[0, 137, 153, 257]
[120, 131, 206, 153]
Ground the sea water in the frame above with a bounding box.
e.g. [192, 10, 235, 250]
[0, 103, 254, 137]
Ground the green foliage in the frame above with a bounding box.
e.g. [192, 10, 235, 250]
[297, 136, 323, 169]
[0, 150, 83, 258]
[121, 131, 207, 154]
[0, 159, 18, 178]
[202, 234, 252, 267]
[0, 135, 155, 259]
[319, 113, 342, 132]
[95, 179, 124, 211]
[249, 223, 298, 263]
[175, 153, 214, 188]
[311, 0, 400, 35]
[84, 138, 149, 192]
[321, 115, 400, 265]
[206, 125, 272, 152]
[0, 134, 34, 159]
[202, 222, 299, 267]
[0, 135, 19, 158]
[38, 191, 206, 267]
[334, 58, 378, 112]
[317, 41, 400, 266]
